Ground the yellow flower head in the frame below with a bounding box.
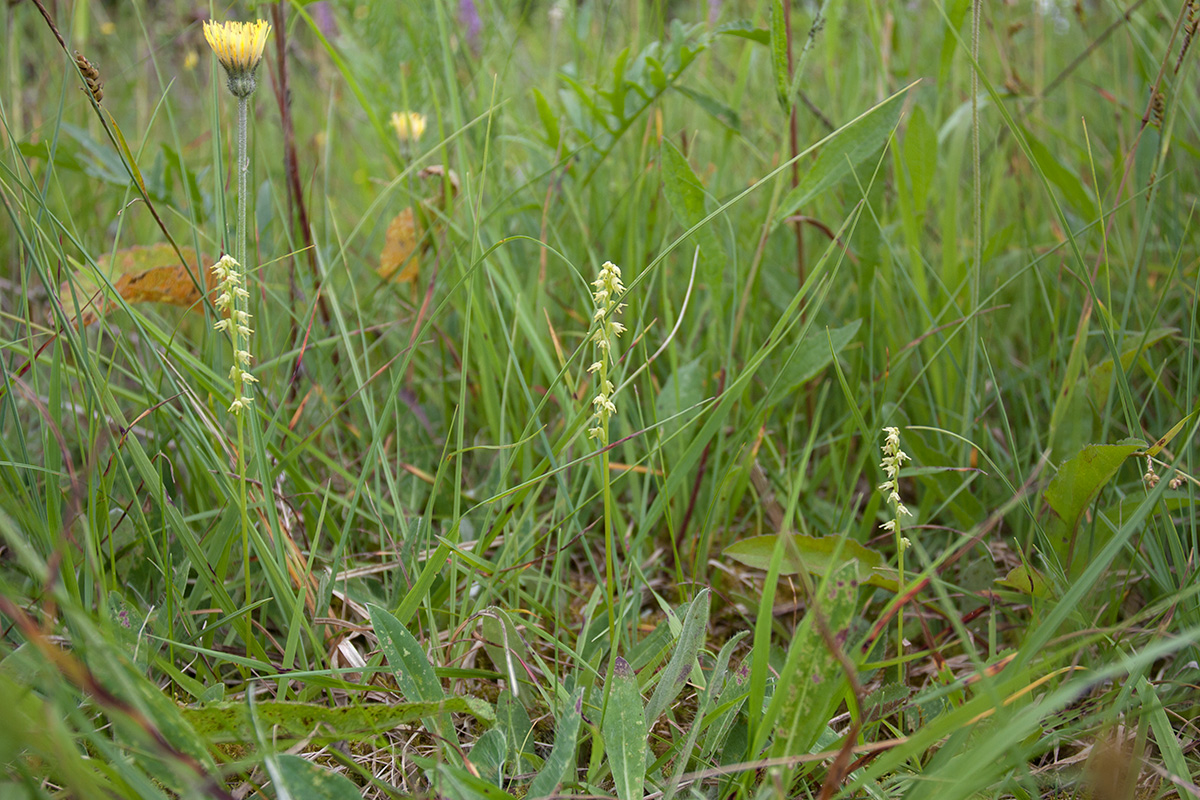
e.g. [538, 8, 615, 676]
[203, 19, 270, 97]
[390, 111, 428, 142]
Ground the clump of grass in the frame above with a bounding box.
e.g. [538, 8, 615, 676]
[0, 2, 1198, 799]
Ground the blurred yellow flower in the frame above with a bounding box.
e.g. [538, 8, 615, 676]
[203, 19, 270, 97]
[391, 111, 428, 142]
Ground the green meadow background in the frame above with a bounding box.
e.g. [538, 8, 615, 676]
[1, 1, 1199, 798]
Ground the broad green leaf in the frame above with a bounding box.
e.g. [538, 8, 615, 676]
[604, 656, 647, 800]
[469, 728, 508, 786]
[1021, 125, 1095, 220]
[497, 692, 536, 770]
[1134, 127, 1160, 190]
[437, 762, 518, 800]
[1045, 441, 1143, 576]
[368, 603, 458, 744]
[1086, 328, 1176, 409]
[767, 320, 862, 406]
[696, 630, 751, 771]
[181, 697, 493, 744]
[656, 357, 705, 432]
[480, 608, 530, 698]
[769, 0, 790, 112]
[59, 121, 129, 185]
[995, 565, 1052, 599]
[528, 688, 583, 798]
[1047, 305, 1093, 464]
[724, 533, 897, 591]
[628, 610, 682, 677]
[644, 589, 710, 724]
[714, 20, 771, 45]
[937, 0, 972, 86]
[662, 629, 747, 800]
[674, 85, 741, 132]
[759, 560, 861, 769]
[660, 140, 725, 283]
[270, 755, 361, 800]
[904, 105, 936, 214]
[777, 89, 908, 221]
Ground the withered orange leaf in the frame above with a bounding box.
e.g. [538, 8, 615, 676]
[377, 207, 422, 284]
[60, 244, 211, 326]
[377, 165, 458, 286]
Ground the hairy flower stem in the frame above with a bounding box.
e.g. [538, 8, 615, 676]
[234, 94, 252, 601]
[895, 523, 905, 686]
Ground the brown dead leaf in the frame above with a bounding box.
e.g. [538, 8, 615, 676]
[59, 244, 211, 326]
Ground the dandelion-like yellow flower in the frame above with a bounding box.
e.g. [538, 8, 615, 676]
[390, 111, 428, 142]
[203, 19, 270, 98]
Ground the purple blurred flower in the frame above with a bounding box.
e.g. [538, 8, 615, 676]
[310, 2, 339, 39]
[708, 0, 722, 26]
[459, 0, 481, 52]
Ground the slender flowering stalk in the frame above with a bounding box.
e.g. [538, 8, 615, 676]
[879, 425, 912, 687]
[211, 255, 256, 414]
[587, 260, 627, 444]
[205, 19, 269, 606]
[588, 261, 627, 674]
[879, 426, 912, 538]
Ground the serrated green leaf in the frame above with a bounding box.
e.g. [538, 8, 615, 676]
[777, 88, 908, 221]
[497, 692, 536, 769]
[604, 657, 647, 800]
